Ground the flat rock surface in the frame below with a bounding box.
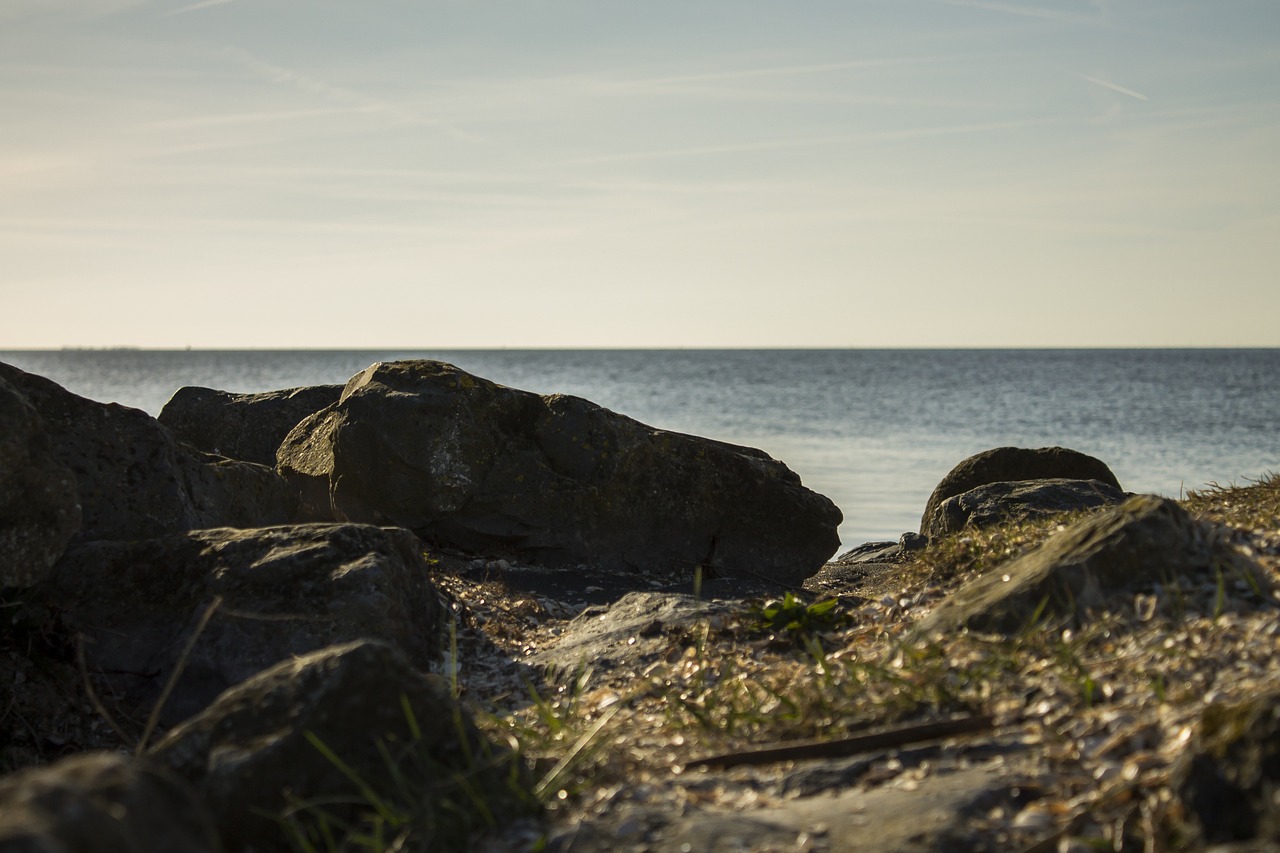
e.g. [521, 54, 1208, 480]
[548, 754, 1039, 853]
[528, 592, 738, 675]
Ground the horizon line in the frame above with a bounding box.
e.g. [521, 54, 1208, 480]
[4, 344, 1277, 353]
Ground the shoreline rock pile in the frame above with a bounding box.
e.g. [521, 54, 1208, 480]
[2, 358, 1277, 852]
[0, 358, 840, 850]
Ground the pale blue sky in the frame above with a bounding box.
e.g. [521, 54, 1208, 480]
[2, 1, 1277, 348]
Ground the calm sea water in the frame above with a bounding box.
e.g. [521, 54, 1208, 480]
[2, 349, 1276, 549]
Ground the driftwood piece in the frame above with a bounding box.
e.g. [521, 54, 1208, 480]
[684, 714, 997, 770]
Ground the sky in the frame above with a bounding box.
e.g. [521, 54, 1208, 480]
[2, 0, 1278, 349]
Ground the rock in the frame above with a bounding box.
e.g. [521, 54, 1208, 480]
[920, 495, 1268, 635]
[1172, 689, 1280, 845]
[920, 447, 1122, 535]
[0, 362, 297, 542]
[834, 540, 903, 565]
[550, 760, 1032, 853]
[925, 478, 1127, 539]
[190, 454, 301, 530]
[0, 375, 80, 587]
[277, 360, 842, 585]
[899, 531, 928, 552]
[0, 752, 219, 853]
[159, 384, 342, 466]
[529, 591, 731, 676]
[150, 639, 536, 852]
[49, 523, 446, 728]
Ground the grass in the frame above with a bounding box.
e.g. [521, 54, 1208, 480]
[436, 474, 1280, 851]
[7, 473, 1278, 851]
[276, 696, 542, 853]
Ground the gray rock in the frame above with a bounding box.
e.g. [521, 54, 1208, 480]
[834, 540, 902, 564]
[1172, 689, 1280, 846]
[925, 477, 1127, 539]
[277, 360, 842, 585]
[0, 752, 219, 853]
[150, 639, 535, 852]
[0, 375, 80, 587]
[920, 494, 1268, 635]
[550, 761, 1031, 853]
[530, 591, 732, 675]
[159, 384, 342, 466]
[920, 447, 1121, 535]
[50, 523, 446, 728]
[0, 362, 297, 543]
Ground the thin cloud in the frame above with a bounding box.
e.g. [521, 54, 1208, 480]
[163, 0, 236, 16]
[642, 55, 955, 85]
[148, 107, 365, 129]
[934, 0, 1100, 26]
[1076, 72, 1149, 101]
[219, 47, 491, 146]
[565, 116, 1072, 165]
[595, 81, 987, 109]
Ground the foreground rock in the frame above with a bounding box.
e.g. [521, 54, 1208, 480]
[551, 758, 1035, 853]
[0, 752, 219, 853]
[151, 640, 537, 852]
[924, 477, 1126, 539]
[0, 362, 297, 542]
[920, 446, 1121, 535]
[278, 360, 842, 585]
[1173, 689, 1280, 846]
[160, 383, 342, 466]
[50, 523, 446, 728]
[920, 494, 1268, 634]
[0, 375, 81, 587]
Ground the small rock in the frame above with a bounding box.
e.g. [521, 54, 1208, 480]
[920, 446, 1121, 535]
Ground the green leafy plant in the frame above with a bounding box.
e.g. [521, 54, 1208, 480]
[752, 592, 847, 637]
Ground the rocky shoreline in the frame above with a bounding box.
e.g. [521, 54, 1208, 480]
[2, 358, 1278, 851]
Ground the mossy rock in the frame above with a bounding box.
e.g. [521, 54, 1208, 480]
[920, 494, 1267, 635]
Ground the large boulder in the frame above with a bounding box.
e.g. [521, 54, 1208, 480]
[920, 447, 1122, 535]
[0, 752, 219, 853]
[0, 376, 81, 587]
[920, 495, 1267, 635]
[150, 639, 536, 852]
[49, 523, 446, 728]
[0, 362, 297, 542]
[277, 360, 842, 585]
[159, 384, 342, 466]
[924, 478, 1126, 539]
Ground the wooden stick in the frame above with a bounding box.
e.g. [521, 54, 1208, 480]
[684, 713, 996, 770]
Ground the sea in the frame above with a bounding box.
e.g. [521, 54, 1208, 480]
[2, 349, 1276, 551]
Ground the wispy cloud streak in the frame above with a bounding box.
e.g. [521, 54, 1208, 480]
[640, 55, 955, 85]
[1076, 72, 1149, 101]
[565, 117, 1072, 165]
[934, 0, 1101, 26]
[163, 0, 236, 16]
[219, 47, 491, 145]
